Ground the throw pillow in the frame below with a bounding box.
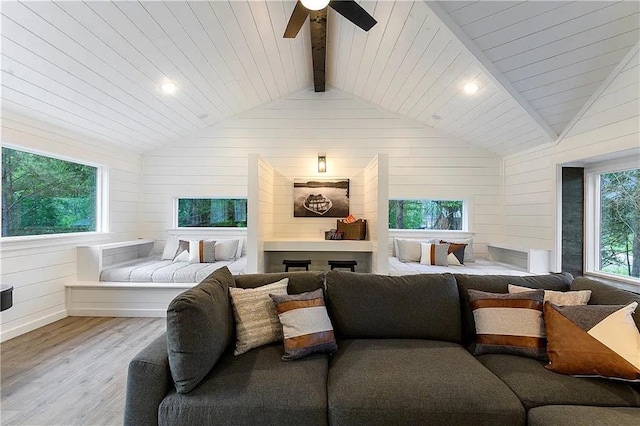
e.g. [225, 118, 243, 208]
[443, 237, 475, 262]
[544, 302, 640, 381]
[166, 266, 236, 393]
[269, 288, 338, 361]
[468, 289, 546, 359]
[447, 252, 461, 266]
[215, 239, 240, 261]
[229, 278, 289, 355]
[162, 235, 179, 260]
[396, 238, 436, 262]
[509, 284, 591, 306]
[440, 240, 467, 264]
[420, 243, 449, 266]
[172, 239, 216, 263]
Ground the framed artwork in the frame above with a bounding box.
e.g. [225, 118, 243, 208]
[293, 179, 349, 218]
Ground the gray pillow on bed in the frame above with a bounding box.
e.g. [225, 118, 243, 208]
[215, 239, 240, 261]
[166, 266, 235, 393]
[396, 238, 436, 262]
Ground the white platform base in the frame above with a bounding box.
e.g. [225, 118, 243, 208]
[66, 281, 194, 317]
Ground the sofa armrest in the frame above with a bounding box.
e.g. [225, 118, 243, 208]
[124, 332, 172, 426]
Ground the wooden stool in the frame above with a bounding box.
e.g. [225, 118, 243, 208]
[283, 259, 311, 272]
[328, 260, 357, 272]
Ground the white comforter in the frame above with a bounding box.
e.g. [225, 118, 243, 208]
[100, 256, 247, 283]
[388, 257, 533, 276]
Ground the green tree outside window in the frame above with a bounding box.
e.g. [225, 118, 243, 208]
[389, 200, 464, 230]
[2, 147, 98, 237]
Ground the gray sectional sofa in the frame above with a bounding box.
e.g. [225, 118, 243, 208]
[124, 269, 640, 426]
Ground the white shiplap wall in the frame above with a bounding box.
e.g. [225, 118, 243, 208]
[503, 47, 640, 270]
[141, 88, 503, 259]
[0, 112, 141, 341]
[364, 154, 389, 274]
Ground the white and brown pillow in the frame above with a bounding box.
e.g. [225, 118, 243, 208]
[420, 243, 449, 266]
[468, 289, 546, 359]
[440, 240, 467, 264]
[508, 284, 591, 306]
[229, 279, 289, 355]
[173, 239, 216, 263]
[270, 289, 337, 361]
[544, 302, 640, 381]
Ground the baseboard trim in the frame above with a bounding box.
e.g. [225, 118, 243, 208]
[68, 308, 167, 318]
[1, 309, 68, 342]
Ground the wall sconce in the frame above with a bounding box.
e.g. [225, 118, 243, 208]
[318, 154, 327, 173]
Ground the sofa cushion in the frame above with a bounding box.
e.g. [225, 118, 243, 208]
[325, 271, 461, 342]
[328, 339, 525, 426]
[166, 266, 235, 394]
[234, 271, 325, 295]
[544, 301, 640, 381]
[158, 345, 329, 426]
[455, 273, 573, 346]
[229, 278, 289, 355]
[477, 354, 640, 410]
[571, 277, 640, 330]
[528, 405, 640, 426]
[270, 289, 338, 361]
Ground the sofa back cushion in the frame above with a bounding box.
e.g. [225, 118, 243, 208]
[166, 266, 235, 393]
[455, 273, 573, 346]
[325, 271, 461, 343]
[571, 277, 640, 330]
[234, 271, 325, 295]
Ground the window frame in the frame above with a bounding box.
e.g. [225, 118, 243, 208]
[584, 155, 640, 285]
[173, 196, 248, 229]
[388, 198, 469, 231]
[1, 144, 109, 241]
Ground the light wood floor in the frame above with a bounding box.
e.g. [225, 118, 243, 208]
[1, 316, 166, 426]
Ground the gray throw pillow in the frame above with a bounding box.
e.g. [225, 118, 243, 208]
[215, 239, 240, 261]
[396, 238, 436, 262]
[166, 266, 235, 393]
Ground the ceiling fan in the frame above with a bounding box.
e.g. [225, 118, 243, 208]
[284, 0, 377, 92]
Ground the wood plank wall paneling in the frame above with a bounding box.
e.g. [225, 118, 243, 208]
[502, 47, 640, 270]
[141, 89, 503, 259]
[0, 112, 141, 341]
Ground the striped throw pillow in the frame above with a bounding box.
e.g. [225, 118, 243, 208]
[419, 243, 449, 266]
[173, 239, 216, 263]
[468, 289, 546, 359]
[270, 289, 337, 361]
[229, 278, 289, 355]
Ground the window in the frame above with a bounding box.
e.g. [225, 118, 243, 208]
[2, 147, 102, 237]
[177, 198, 247, 228]
[389, 199, 465, 230]
[585, 157, 639, 282]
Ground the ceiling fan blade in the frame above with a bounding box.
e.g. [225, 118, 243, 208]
[330, 0, 377, 31]
[284, 1, 310, 38]
[309, 9, 327, 92]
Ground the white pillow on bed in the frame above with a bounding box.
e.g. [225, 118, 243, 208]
[172, 239, 217, 263]
[215, 239, 240, 261]
[396, 238, 437, 262]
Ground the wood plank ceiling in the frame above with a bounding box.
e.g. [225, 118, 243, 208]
[1, 1, 638, 156]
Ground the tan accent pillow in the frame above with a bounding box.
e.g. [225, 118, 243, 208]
[229, 278, 288, 355]
[509, 284, 591, 306]
[544, 302, 640, 381]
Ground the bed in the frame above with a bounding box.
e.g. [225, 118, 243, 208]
[387, 235, 536, 276]
[388, 256, 532, 276]
[99, 255, 247, 283]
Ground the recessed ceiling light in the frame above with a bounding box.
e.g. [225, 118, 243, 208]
[431, 114, 442, 120]
[197, 113, 209, 120]
[161, 81, 177, 94]
[301, 0, 330, 11]
[463, 82, 478, 95]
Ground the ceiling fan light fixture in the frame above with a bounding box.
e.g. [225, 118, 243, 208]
[301, 0, 330, 11]
[463, 82, 478, 95]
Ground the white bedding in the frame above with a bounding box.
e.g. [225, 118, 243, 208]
[100, 255, 247, 283]
[388, 257, 533, 276]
